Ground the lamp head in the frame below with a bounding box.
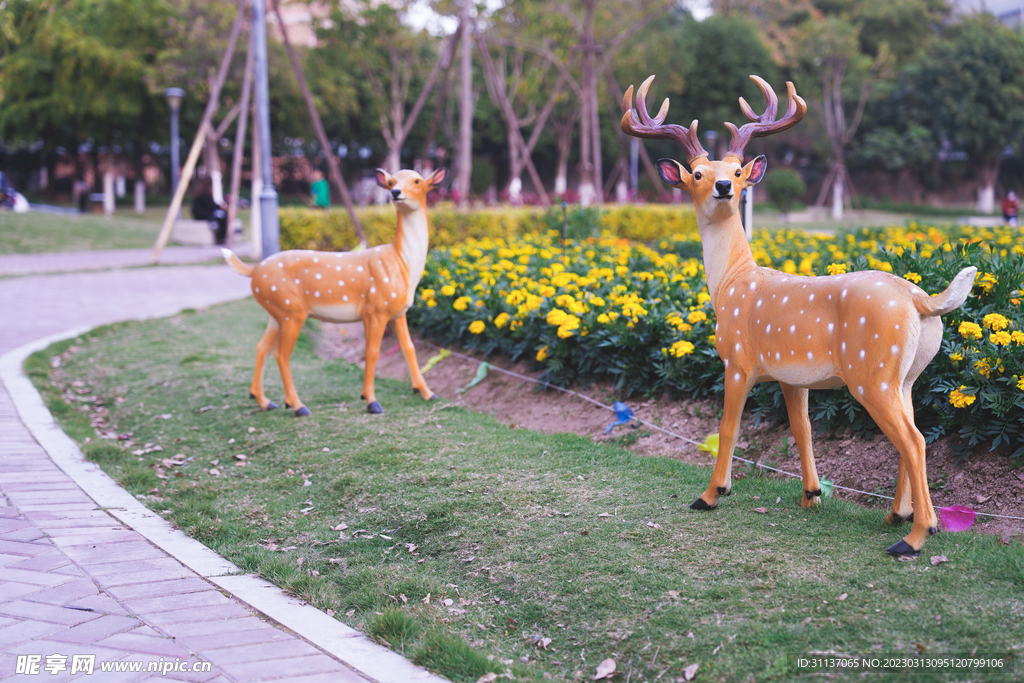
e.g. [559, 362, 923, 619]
[164, 87, 185, 112]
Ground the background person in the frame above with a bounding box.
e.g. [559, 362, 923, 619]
[1002, 191, 1019, 226]
[310, 168, 330, 209]
[191, 176, 228, 245]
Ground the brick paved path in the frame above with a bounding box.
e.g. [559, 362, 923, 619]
[0, 259, 431, 682]
[0, 246, 249, 278]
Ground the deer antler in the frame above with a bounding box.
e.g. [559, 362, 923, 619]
[723, 75, 807, 160]
[621, 75, 708, 163]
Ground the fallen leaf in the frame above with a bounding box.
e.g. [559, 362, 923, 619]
[712, 643, 722, 655]
[930, 555, 949, 566]
[592, 658, 616, 680]
[443, 598, 454, 607]
[476, 674, 498, 683]
[837, 593, 848, 601]
[326, 609, 334, 617]
[975, 494, 991, 505]
[598, 513, 612, 518]
[234, 454, 247, 461]
[399, 593, 408, 604]
[405, 543, 418, 554]
[667, 590, 680, 599]
[686, 631, 695, 639]
[296, 557, 303, 567]
[346, 609, 355, 617]
[753, 507, 768, 514]
[538, 637, 552, 650]
[646, 521, 662, 529]
[998, 537, 1012, 546]
[334, 523, 349, 531]
[422, 593, 430, 605]
[208, 468, 220, 476]
[379, 534, 393, 540]
[247, 427, 256, 433]
[302, 479, 312, 487]
[681, 663, 699, 681]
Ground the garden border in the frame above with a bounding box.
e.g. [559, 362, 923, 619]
[0, 325, 448, 683]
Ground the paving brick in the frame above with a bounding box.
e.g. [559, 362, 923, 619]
[22, 577, 98, 606]
[65, 593, 129, 616]
[106, 577, 212, 601]
[0, 538, 54, 557]
[123, 590, 234, 616]
[92, 564, 195, 588]
[0, 566, 76, 587]
[0, 552, 26, 567]
[146, 603, 253, 626]
[261, 669, 370, 683]
[0, 526, 47, 542]
[1, 482, 80, 492]
[96, 632, 193, 659]
[172, 627, 290, 652]
[201, 639, 321, 666]
[61, 541, 167, 566]
[217, 654, 343, 681]
[0, 518, 32, 532]
[8, 549, 72, 572]
[158, 616, 275, 639]
[0, 619, 66, 650]
[0, 599, 102, 626]
[48, 614, 141, 644]
[87, 557, 187, 579]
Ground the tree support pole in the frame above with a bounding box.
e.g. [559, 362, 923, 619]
[226, 28, 255, 249]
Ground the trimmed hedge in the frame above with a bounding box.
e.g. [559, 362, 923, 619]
[278, 203, 699, 251]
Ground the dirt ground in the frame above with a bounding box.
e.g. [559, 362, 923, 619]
[314, 322, 1024, 539]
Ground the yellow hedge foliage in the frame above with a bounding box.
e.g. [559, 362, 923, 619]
[279, 203, 698, 251]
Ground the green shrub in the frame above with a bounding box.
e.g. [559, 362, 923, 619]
[764, 168, 806, 213]
[278, 203, 698, 251]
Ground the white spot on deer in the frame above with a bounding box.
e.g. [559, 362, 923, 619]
[285, 299, 290, 305]
[858, 386, 864, 395]
[735, 342, 741, 352]
[278, 262, 283, 268]
[889, 300, 896, 307]
[891, 345, 900, 355]
[357, 266, 364, 272]
[879, 362, 885, 368]
[790, 325, 796, 333]
[370, 287, 376, 294]
[828, 294, 832, 301]
[860, 350, 865, 360]
[338, 281, 345, 286]
[876, 281, 884, 286]
[734, 373, 741, 382]
[255, 287, 260, 293]
[773, 294, 777, 299]
[841, 289, 847, 300]
[776, 352, 781, 360]
[315, 273, 322, 280]
[895, 324, 900, 330]
[766, 324, 771, 334]
[315, 291, 320, 298]
[808, 352, 814, 360]
[336, 266, 341, 271]
[391, 292, 397, 298]
[756, 299, 762, 307]
[809, 294, 815, 302]
[263, 274, 267, 278]
[874, 333, 879, 339]
[313, 257, 319, 263]
[729, 287, 735, 296]
[881, 382, 889, 391]
[271, 285, 277, 291]
[860, 317, 866, 325]
[791, 350, 795, 355]
[304, 269, 309, 273]
[800, 309, 804, 315]
[343, 295, 348, 301]
[815, 317, 820, 322]
[842, 342, 847, 352]
[782, 296, 789, 304]
[724, 359, 729, 368]
[750, 282, 757, 291]
[734, 308, 739, 317]
[807, 334, 812, 340]
[827, 323, 834, 333]
[384, 276, 390, 283]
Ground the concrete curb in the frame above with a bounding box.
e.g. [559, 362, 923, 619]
[0, 321, 448, 683]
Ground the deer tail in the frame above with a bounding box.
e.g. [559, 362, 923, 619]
[915, 266, 977, 317]
[222, 248, 255, 277]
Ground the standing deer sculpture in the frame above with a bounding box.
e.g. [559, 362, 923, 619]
[621, 75, 975, 555]
[223, 167, 446, 416]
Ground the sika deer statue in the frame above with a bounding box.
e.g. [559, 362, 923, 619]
[621, 75, 976, 555]
[223, 167, 446, 416]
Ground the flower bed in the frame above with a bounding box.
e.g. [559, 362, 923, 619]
[279, 203, 698, 251]
[407, 220, 1024, 459]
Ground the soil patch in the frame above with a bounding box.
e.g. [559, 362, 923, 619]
[315, 321, 1024, 539]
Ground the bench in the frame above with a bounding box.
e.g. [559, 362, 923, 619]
[172, 219, 216, 246]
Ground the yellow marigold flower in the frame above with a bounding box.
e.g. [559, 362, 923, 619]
[468, 320, 485, 334]
[1012, 331, 1024, 345]
[782, 259, 797, 274]
[1018, 376, 1024, 391]
[590, 296, 606, 307]
[974, 359, 992, 378]
[494, 312, 510, 329]
[536, 346, 548, 362]
[949, 352, 963, 362]
[453, 296, 471, 311]
[826, 263, 848, 275]
[903, 272, 922, 284]
[546, 308, 569, 326]
[983, 313, 1009, 331]
[976, 272, 998, 293]
[949, 386, 976, 408]
[539, 285, 556, 298]
[669, 340, 695, 357]
[708, 334, 717, 344]
[597, 313, 610, 324]
[506, 291, 524, 306]
[688, 310, 708, 324]
[990, 331, 1012, 346]
[426, 298, 437, 308]
[420, 288, 435, 300]
[556, 294, 576, 308]
[958, 321, 983, 340]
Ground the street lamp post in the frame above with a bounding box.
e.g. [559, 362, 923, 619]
[164, 88, 185, 196]
[252, 0, 280, 257]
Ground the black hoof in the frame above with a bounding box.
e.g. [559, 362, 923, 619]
[284, 402, 292, 409]
[717, 486, 731, 496]
[360, 393, 366, 400]
[367, 401, 384, 414]
[249, 392, 256, 400]
[886, 539, 920, 557]
[806, 489, 822, 500]
[264, 401, 278, 411]
[690, 497, 715, 511]
[294, 406, 312, 417]
[929, 526, 937, 536]
[430, 393, 439, 400]
[887, 512, 914, 525]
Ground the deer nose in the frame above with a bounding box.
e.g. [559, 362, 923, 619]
[391, 189, 402, 199]
[715, 180, 733, 196]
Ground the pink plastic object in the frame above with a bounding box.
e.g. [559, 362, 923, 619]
[939, 505, 976, 532]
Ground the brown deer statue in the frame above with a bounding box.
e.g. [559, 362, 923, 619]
[621, 75, 975, 556]
[223, 167, 446, 416]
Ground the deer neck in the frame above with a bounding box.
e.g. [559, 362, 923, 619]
[697, 211, 756, 306]
[394, 206, 430, 287]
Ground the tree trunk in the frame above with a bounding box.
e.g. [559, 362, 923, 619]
[831, 168, 844, 221]
[976, 158, 1000, 214]
[457, 0, 473, 208]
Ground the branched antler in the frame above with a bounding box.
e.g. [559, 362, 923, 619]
[724, 76, 807, 160]
[620, 75, 707, 163]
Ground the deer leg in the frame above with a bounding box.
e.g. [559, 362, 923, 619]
[858, 392, 936, 555]
[362, 314, 387, 414]
[250, 317, 280, 411]
[692, 372, 750, 510]
[391, 314, 436, 401]
[273, 316, 310, 417]
[885, 454, 914, 525]
[780, 383, 822, 508]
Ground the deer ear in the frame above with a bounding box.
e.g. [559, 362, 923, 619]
[744, 155, 768, 185]
[428, 167, 447, 189]
[656, 158, 689, 188]
[375, 169, 395, 190]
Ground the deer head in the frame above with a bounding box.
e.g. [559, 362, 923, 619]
[621, 75, 805, 221]
[376, 168, 448, 213]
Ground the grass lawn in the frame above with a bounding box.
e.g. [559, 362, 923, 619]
[29, 300, 1023, 683]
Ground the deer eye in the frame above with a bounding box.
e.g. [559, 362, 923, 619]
[415, 180, 420, 184]
[694, 172, 702, 180]
[735, 170, 742, 178]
